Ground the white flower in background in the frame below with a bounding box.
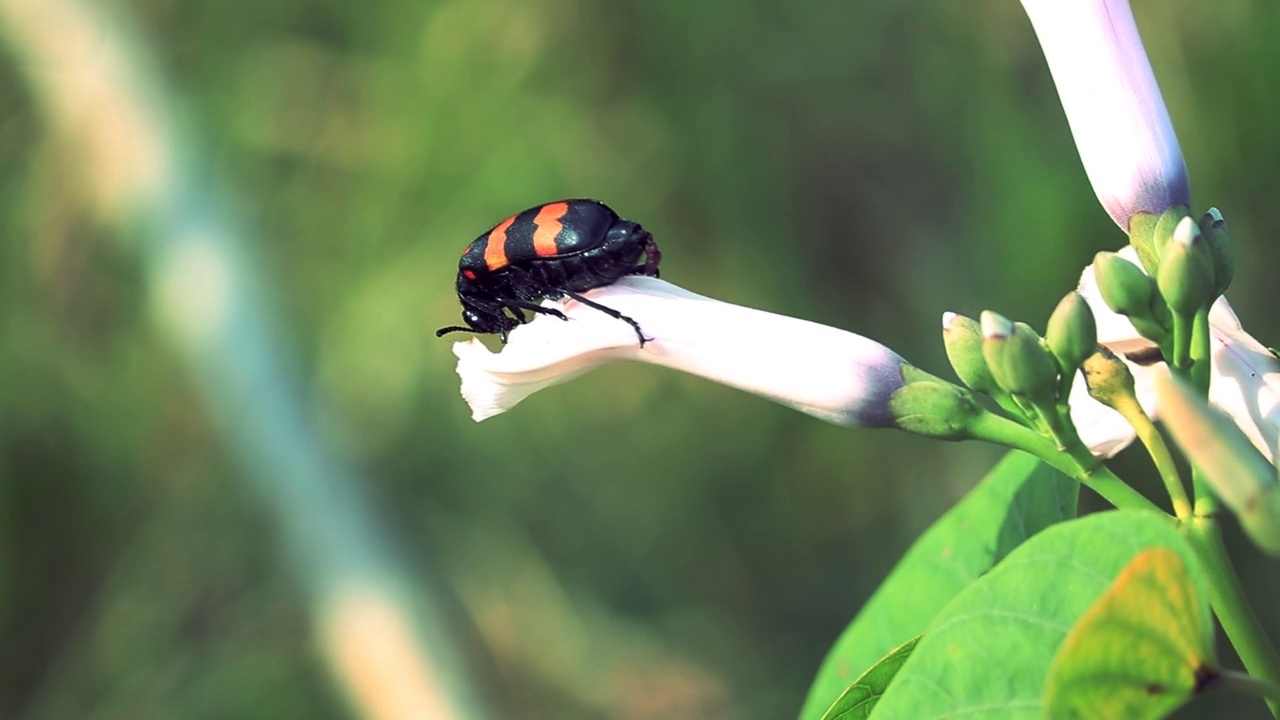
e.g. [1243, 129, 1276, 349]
[451, 276, 908, 426]
[1077, 247, 1280, 462]
[1020, 0, 1190, 228]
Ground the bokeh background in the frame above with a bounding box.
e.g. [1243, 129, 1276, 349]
[2, 0, 1279, 718]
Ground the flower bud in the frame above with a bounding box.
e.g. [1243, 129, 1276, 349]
[889, 367, 988, 441]
[981, 312, 1058, 406]
[1156, 216, 1214, 315]
[1093, 251, 1155, 317]
[1092, 251, 1169, 346]
[943, 312, 999, 395]
[1079, 247, 1280, 464]
[1199, 208, 1233, 299]
[981, 311, 1017, 393]
[1081, 347, 1139, 412]
[1045, 291, 1098, 374]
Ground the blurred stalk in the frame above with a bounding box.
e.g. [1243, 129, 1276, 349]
[0, 2, 487, 719]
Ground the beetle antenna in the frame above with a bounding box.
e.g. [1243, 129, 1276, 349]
[435, 326, 474, 338]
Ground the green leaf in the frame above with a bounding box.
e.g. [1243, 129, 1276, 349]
[1045, 547, 1215, 720]
[867, 510, 1201, 720]
[819, 636, 919, 720]
[798, 451, 1077, 720]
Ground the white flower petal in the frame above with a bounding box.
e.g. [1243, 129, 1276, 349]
[451, 277, 907, 426]
[1020, 0, 1189, 227]
[1208, 322, 1280, 462]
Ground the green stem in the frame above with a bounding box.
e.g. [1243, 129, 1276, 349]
[1171, 311, 1193, 374]
[1187, 309, 1220, 516]
[969, 413, 1163, 514]
[1183, 517, 1280, 718]
[1123, 407, 1191, 519]
[1215, 670, 1280, 704]
[992, 392, 1031, 427]
[1193, 466, 1221, 526]
[1190, 308, 1212, 391]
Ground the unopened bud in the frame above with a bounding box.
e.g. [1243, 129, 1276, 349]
[1093, 251, 1170, 346]
[981, 311, 1058, 406]
[1045, 291, 1098, 374]
[1157, 216, 1215, 315]
[1199, 208, 1233, 299]
[1011, 322, 1061, 405]
[943, 312, 999, 394]
[981, 311, 1016, 392]
[890, 367, 987, 440]
[1094, 251, 1155, 317]
[1081, 347, 1138, 411]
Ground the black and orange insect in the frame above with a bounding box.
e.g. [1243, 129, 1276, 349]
[436, 199, 661, 346]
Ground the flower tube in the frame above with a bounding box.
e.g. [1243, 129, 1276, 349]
[1020, 0, 1190, 228]
[451, 276, 908, 426]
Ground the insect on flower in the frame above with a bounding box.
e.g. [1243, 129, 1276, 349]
[436, 199, 662, 346]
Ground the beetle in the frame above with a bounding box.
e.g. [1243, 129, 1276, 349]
[436, 199, 661, 346]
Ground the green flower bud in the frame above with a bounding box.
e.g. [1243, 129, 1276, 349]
[1199, 207, 1233, 299]
[981, 311, 1058, 405]
[1011, 322, 1061, 405]
[943, 312, 999, 394]
[1093, 250, 1170, 346]
[1081, 346, 1139, 411]
[1157, 216, 1214, 315]
[980, 311, 1017, 392]
[1094, 251, 1156, 317]
[1045, 291, 1098, 374]
[890, 366, 987, 440]
[1157, 371, 1280, 555]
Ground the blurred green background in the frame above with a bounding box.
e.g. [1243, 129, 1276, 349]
[2, 0, 1279, 718]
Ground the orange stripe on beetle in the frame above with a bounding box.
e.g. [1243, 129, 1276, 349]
[484, 215, 515, 270]
[531, 201, 569, 257]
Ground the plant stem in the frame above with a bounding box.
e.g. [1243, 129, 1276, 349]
[1215, 670, 1280, 704]
[1123, 407, 1191, 518]
[1190, 308, 1212, 391]
[1188, 309, 1220, 516]
[969, 413, 1163, 514]
[1183, 517, 1280, 718]
[1171, 311, 1193, 373]
[1193, 466, 1221, 527]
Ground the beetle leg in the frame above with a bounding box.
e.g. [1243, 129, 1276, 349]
[503, 299, 569, 322]
[560, 289, 651, 348]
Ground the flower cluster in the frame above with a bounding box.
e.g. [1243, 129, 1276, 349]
[444, 0, 1280, 551]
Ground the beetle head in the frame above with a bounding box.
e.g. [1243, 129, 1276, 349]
[436, 301, 520, 342]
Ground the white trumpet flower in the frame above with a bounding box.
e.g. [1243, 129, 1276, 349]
[1020, 0, 1190, 228]
[451, 277, 908, 426]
